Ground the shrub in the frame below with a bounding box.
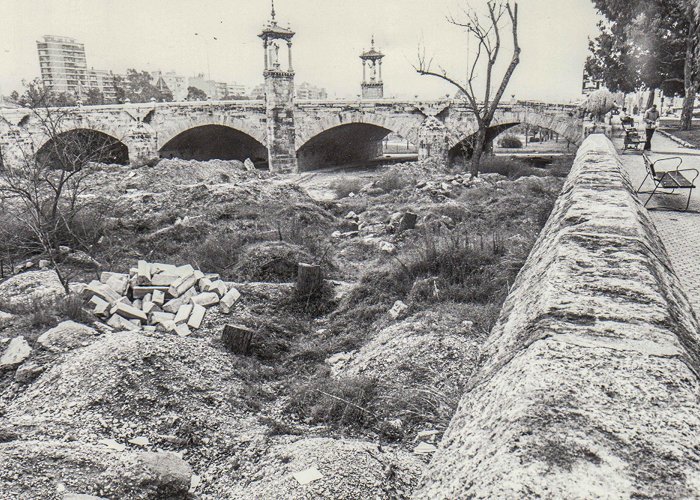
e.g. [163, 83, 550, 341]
[479, 157, 544, 179]
[286, 370, 378, 429]
[373, 170, 413, 192]
[329, 178, 366, 199]
[498, 134, 523, 149]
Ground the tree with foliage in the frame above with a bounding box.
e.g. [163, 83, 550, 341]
[114, 69, 173, 103]
[83, 87, 105, 106]
[187, 86, 208, 101]
[416, 1, 520, 176]
[11, 79, 77, 108]
[0, 82, 114, 290]
[587, 0, 699, 130]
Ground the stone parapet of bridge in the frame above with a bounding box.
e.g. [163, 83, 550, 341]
[414, 134, 700, 498]
[0, 99, 583, 172]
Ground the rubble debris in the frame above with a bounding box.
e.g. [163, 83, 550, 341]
[413, 442, 438, 455]
[292, 466, 324, 485]
[388, 300, 409, 320]
[81, 260, 239, 335]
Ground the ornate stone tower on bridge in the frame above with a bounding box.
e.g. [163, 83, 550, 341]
[360, 37, 384, 99]
[259, 0, 297, 172]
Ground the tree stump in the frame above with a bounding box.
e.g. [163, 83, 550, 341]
[296, 263, 322, 296]
[399, 212, 418, 232]
[222, 324, 255, 355]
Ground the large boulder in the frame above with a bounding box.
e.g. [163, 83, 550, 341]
[0, 336, 31, 370]
[0, 270, 65, 310]
[218, 437, 423, 499]
[0, 440, 192, 499]
[36, 321, 99, 353]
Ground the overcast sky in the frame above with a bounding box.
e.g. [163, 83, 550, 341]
[0, 0, 602, 102]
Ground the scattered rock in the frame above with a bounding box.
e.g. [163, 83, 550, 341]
[0, 336, 31, 370]
[388, 300, 409, 320]
[36, 321, 99, 353]
[14, 361, 44, 384]
[0, 270, 65, 310]
[0, 311, 14, 330]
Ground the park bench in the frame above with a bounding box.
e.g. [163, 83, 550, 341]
[636, 153, 698, 211]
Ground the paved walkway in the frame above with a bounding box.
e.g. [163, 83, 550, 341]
[616, 132, 700, 316]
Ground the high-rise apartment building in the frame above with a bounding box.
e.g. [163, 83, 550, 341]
[36, 35, 88, 95]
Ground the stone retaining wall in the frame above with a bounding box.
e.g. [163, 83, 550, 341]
[415, 134, 700, 498]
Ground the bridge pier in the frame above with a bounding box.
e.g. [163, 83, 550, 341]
[124, 123, 158, 166]
[0, 127, 34, 170]
[265, 72, 298, 173]
[418, 117, 449, 166]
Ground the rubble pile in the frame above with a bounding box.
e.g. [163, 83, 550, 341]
[82, 261, 241, 336]
[415, 173, 489, 198]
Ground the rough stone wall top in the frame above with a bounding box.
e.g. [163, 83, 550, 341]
[415, 134, 700, 499]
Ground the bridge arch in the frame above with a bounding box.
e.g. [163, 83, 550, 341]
[156, 116, 267, 151]
[35, 128, 130, 168]
[447, 109, 583, 163]
[158, 124, 268, 166]
[296, 122, 394, 171]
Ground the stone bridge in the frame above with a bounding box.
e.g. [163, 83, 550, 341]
[0, 98, 583, 173]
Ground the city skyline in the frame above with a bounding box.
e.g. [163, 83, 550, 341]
[1, 0, 603, 101]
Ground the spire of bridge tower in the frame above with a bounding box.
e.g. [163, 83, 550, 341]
[360, 36, 385, 99]
[271, 0, 276, 22]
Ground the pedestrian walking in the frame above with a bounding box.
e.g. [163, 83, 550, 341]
[644, 104, 660, 151]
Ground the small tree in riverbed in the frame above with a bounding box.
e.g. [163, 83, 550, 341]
[416, 1, 520, 176]
[0, 83, 115, 290]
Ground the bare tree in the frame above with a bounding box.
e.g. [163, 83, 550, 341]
[0, 84, 120, 290]
[416, 1, 520, 176]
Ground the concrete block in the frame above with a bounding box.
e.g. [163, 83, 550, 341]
[132, 285, 169, 299]
[150, 311, 175, 326]
[175, 264, 194, 277]
[89, 296, 111, 317]
[151, 263, 178, 274]
[174, 323, 191, 337]
[191, 292, 219, 307]
[187, 303, 206, 329]
[152, 289, 165, 306]
[162, 288, 196, 313]
[142, 300, 156, 315]
[137, 260, 151, 285]
[83, 280, 121, 304]
[207, 280, 228, 297]
[110, 302, 147, 322]
[143, 325, 157, 332]
[107, 314, 139, 331]
[150, 274, 180, 286]
[168, 273, 197, 298]
[220, 287, 241, 314]
[174, 304, 193, 324]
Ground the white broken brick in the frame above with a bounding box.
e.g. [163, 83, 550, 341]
[150, 263, 178, 274]
[388, 300, 409, 320]
[174, 304, 193, 324]
[150, 311, 175, 326]
[132, 285, 169, 299]
[107, 314, 139, 331]
[208, 280, 228, 297]
[175, 264, 195, 277]
[219, 287, 241, 314]
[83, 280, 121, 304]
[143, 325, 157, 332]
[152, 289, 165, 306]
[133, 299, 143, 310]
[142, 300, 156, 315]
[137, 260, 151, 285]
[110, 302, 147, 322]
[163, 288, 196, 313]
[198, 277, 213, 292]
[187, 303, 206, 329]
[150, 274, 179, 286]
[89, 296, 110, 317]
[191, 292, 219, 307]
[175, 323, 191, 337]
[168, 273, 198, 298]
